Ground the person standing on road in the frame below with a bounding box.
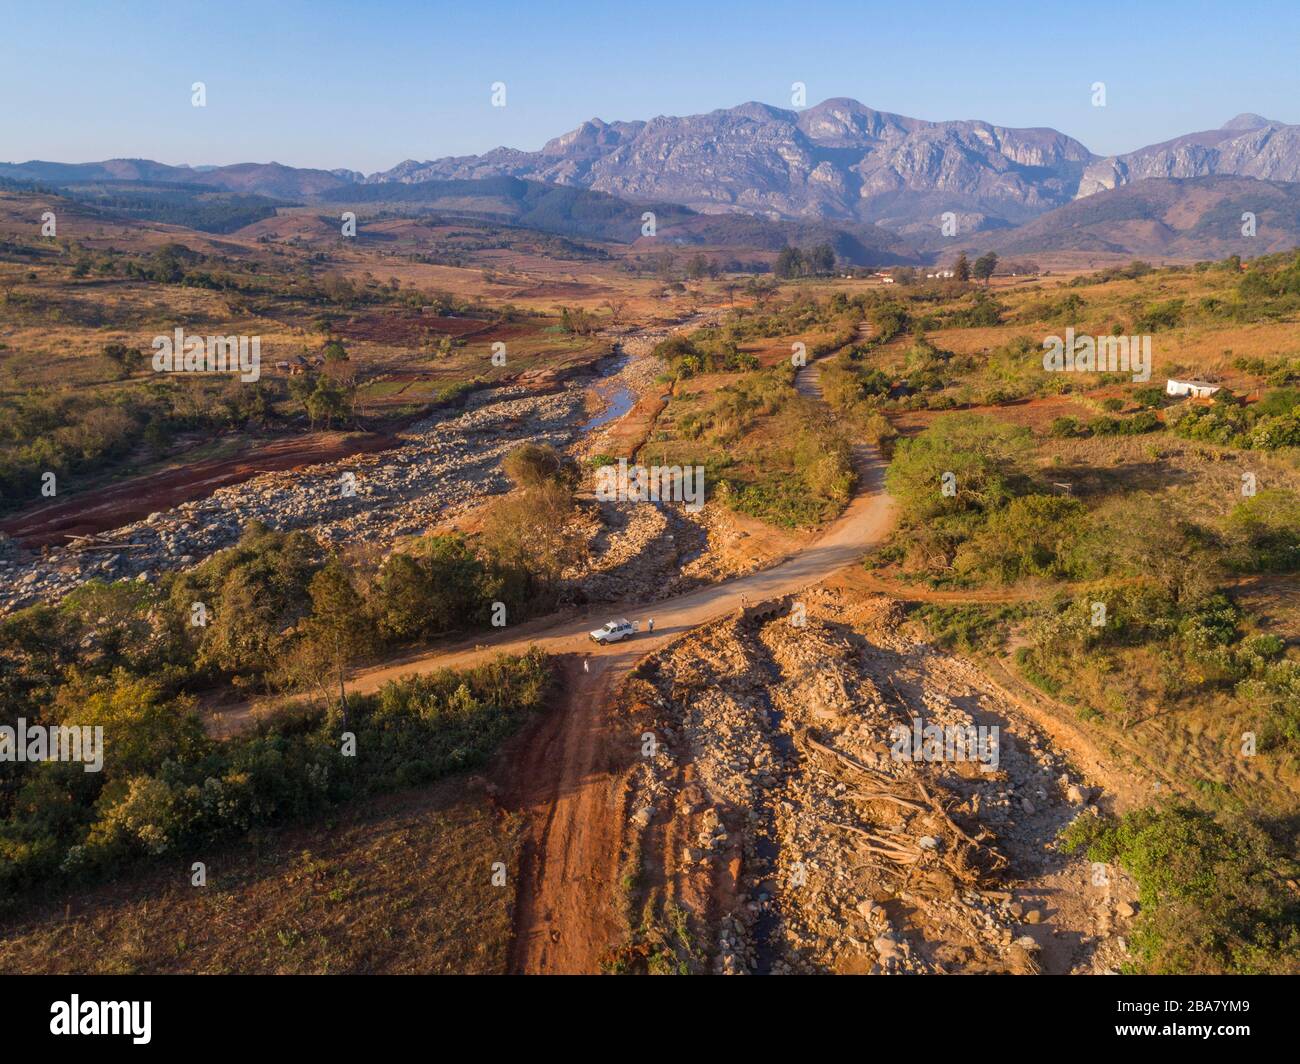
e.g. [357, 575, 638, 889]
[583, 656, 590, 674]
[647, 617, 655, 633]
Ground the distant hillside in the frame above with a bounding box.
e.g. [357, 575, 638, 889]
[0, 188, 270, 259]
[650, 212, 921, 264]
[317, 175, 695, 242]
[0, 159, 355, 199]
[55, 182, 286, 234]
[320, 175, 921, 263]
[981, 176, 1300, 259]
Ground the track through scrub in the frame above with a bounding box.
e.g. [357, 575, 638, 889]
[340, 327, 897, 973]
[325, 440, 897, 973]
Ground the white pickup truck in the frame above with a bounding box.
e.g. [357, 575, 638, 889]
[589, 618, 635, 644]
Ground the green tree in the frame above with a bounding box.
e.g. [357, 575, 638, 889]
[774, 246, 803, 280]
[375, 534, 486, 640]
[306, 374, 351, 428]
[480, 481, 584, 594]
[55, 670, 205, 779]
[1097, 494, 1221, 603]
[885, 413, 1032, 522]
[973, 252, 998, 285]
[102, 343, 144, 379]
[374, 553, 433, 642]
[288, 371, 316, 418]
[172, 522, 322, 681]
[304, 558, 371, 723]
[201, 566, 283, 676]
[808, 243, 836, 275]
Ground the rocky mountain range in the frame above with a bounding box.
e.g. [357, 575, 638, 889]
[4, 98, 1299, 259]
[1078, 113, 1300, 197]
[370, 99, 1096, 236]
[362, 100, 1300, 241]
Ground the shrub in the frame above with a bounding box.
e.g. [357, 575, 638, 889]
[885, 413, 1032, 522]
[1226, 490, 1300, 572]
[0, 651, 552, 903]
[1060, 806, 1300, 974]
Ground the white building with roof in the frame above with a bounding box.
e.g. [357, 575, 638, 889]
[1166, 378, 1221, 399]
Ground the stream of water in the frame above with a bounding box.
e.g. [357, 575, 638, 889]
[579, 353, 636, 433]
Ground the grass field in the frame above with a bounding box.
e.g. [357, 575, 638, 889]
[0, 781, 521, 974]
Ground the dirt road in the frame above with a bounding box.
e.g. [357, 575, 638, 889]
[343, 448, 895, 973]
[349, 334, 885, 692]
[350, 453, 894, 695]
[340, 334, 895, 974]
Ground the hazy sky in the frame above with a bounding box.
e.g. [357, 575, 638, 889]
[3, 0, 1298, 173]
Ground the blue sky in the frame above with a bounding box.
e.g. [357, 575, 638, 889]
[2, 0, 1298, 173]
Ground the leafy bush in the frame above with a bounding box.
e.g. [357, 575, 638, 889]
[955, 494, 1091, 583]
[0, 651, 552, 904]
[1132, 386, 1166, 409]
[1061, 806, 1300, 974]
[169, 522, 323, 681]
[944, 292, 1004, 328]
[1225, 490, 1300, 572]
[1049, 416, 1088, 438]
[1133, 299, 1184, 332]
[885, 414, 1033, 522]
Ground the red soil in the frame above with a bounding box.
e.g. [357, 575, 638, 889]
[0, 431, 399, 549]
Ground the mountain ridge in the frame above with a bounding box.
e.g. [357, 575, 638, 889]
[7, 98, 1299, 232]
[6, 98, 1300, 259]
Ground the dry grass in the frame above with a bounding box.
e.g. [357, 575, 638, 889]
[0, 781, 522, 974]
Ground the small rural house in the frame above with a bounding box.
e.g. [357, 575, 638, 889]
[1166, 378, 1221, 399]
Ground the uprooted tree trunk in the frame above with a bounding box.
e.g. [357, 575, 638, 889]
[803, 731, 1007, 884]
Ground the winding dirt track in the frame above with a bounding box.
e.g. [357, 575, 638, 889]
[343, 341, 897, 973]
